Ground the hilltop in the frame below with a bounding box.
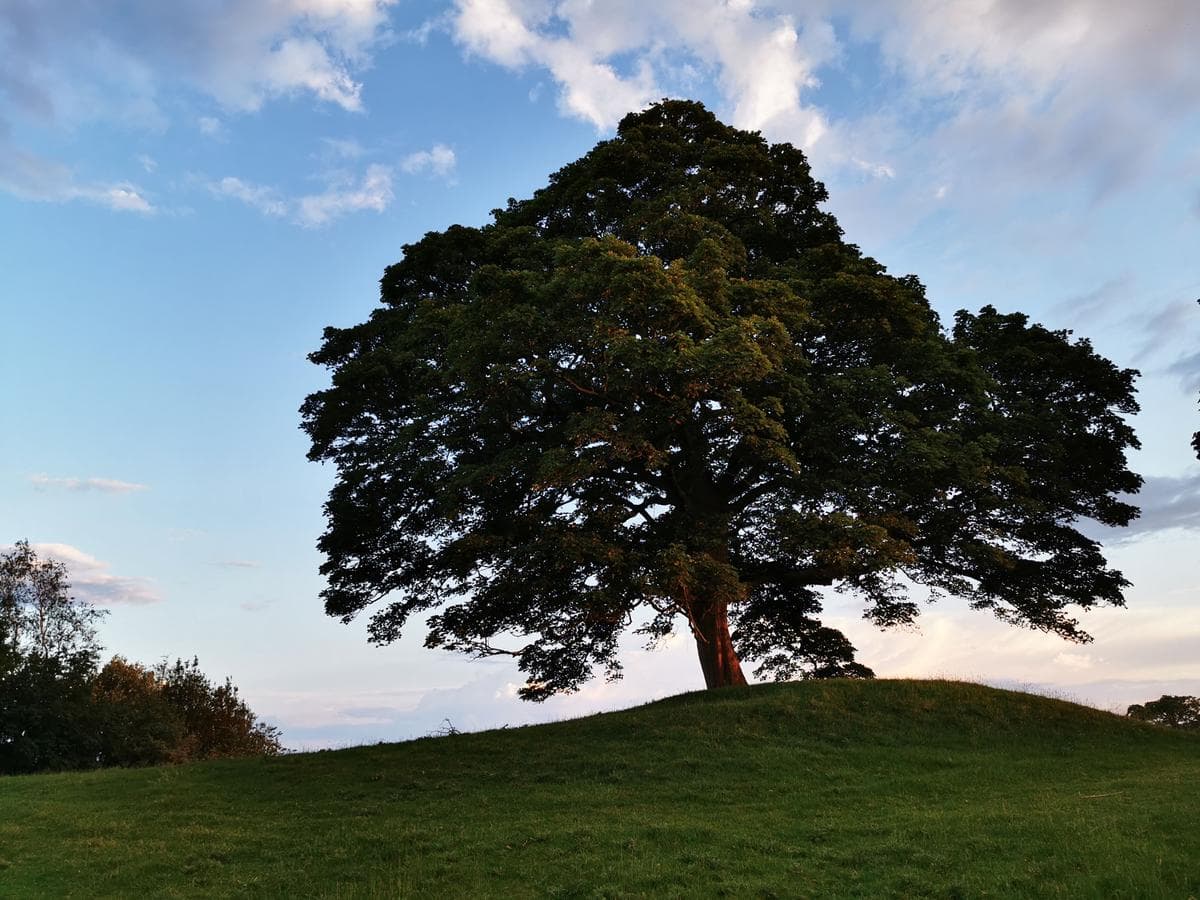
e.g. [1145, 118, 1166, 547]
[1, 679, 1196, 897]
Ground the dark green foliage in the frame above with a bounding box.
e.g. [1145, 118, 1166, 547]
[1127, 694, 1200, 729]
[303, 100, 1141, 698]
[0, 646, 101, 774]
[0, 681, 1197, 897]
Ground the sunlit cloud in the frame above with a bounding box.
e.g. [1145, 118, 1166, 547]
[295, 163, 394, 226]
[7, 542, 163, 606]
[208, 161, 404, 226]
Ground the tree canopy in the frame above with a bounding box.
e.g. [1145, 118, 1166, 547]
[303, 100, 1141, 699]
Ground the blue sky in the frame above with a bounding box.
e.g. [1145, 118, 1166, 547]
[2, 0, 1198, 748]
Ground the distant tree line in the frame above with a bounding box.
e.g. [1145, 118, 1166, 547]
[1127, 695, 1200, 731]
[1, 541, 281, 775]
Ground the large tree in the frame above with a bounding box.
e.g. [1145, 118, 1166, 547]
[303, 101, 1141, 699]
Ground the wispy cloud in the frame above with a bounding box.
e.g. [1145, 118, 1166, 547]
[319, 137, 365, 160]
[209, 176, 288, 217]
[295, 163, 394, 226]
[208, 160, 401, 227]
[400, 144, 456, 178]
[0, 142, 154, 212]
[30, 474, 148, 494]
[1167, 352, 1200, 394]
[217, 559, 261, 569]
[197, 115, 224, 138]
[1055, 276, 1133, 323]
[15, 542, 163, 605]
[1093, 473, 1200, 543]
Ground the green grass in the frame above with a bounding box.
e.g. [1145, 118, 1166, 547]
[2, 679, 1197, 898]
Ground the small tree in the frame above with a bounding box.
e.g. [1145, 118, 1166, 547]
[1127, 695, 1200, 730]
[0, 540, 105, 662]
[1, 541, 106, 773]
[303, 100, 1141, 699]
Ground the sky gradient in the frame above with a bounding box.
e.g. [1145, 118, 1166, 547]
[2, 0, 1198, 748]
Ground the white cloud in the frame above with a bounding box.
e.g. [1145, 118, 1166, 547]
[0, 143, 155, 213]
[0, 0, 397, 122]
[0, 0, 397, 204]
[829, 600, 1200, 697]
[197, 116, 224, 137]
[100, 184, 154, 213]
[217, 559, 262, 569]
[447, 0, 1200, 211]
[295, 162, 394, 226]
[400, 144, 457, 177]
[30, 474, 148, 494]
[18, 543, 162, 606]
[208, 160, 403, 226]
[1053, 651, 1096, 671]
[450, 0, 834, 136]
[209, 176, 289, 218]
[852, 158, 895, 180]
[254, 36, 364, 111]
[833, 0, 1200, 206]
[320, 137, 366, 160]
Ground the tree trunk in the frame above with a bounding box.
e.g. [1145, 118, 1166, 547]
[693, 599, 748, 689]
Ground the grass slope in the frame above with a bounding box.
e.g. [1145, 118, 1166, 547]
[1, 679, 1197, 898]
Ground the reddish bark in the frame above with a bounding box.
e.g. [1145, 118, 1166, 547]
[693, 600, 748, 689]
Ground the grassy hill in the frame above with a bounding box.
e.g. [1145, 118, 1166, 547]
[1, 679, 1196, 897]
